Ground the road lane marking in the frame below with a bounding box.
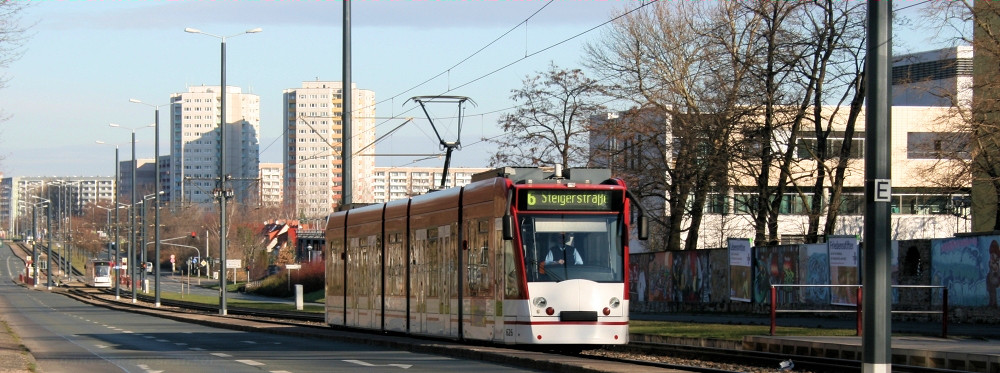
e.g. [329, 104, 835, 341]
[211, 353, 232, 358]
[343, 360, 413, 369]
[237, 360, 265, 366]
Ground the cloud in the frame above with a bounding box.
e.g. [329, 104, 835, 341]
[42, 0, 622, 31]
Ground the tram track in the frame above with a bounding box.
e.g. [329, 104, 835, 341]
[68, 286, 971, 373]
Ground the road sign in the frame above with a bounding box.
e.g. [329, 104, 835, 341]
[226, 259, 242, 269]
[286, 264, 302, 270]
[170, 254, 176, 263]
[874, 179, 892, 202]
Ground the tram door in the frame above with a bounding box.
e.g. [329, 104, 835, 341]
[410, 228, 428, 334]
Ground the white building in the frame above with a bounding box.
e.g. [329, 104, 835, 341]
[170, 86, 261, 206]
[591, 47, 975, 250]
[372, 167, 490, 203]
[283, 81, 376, 218]
[0, 176, 116, 238]
[258, 163, 283, 206]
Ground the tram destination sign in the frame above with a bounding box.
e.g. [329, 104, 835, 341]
[521, 189, 614, 211]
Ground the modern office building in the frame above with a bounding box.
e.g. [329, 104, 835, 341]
[258, 162, 283, 207]
[371, 166, 490, 203]
[893, 46, 973, 107]
[282, 81, 376, 218]
[170, 85, 261, 206]
[0, 176, 116, 239]
[591, 47, 975, 250]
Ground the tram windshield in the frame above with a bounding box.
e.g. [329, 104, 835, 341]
[520, 214, 623, 283]
[94, 265, 111, 277]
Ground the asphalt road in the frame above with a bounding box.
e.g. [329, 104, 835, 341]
[1, 244, 539, 373]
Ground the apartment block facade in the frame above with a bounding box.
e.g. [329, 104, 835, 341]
[170, 85, 261, 206]
[258, 162, 283, 206]
[0, 176, 116, 238]
[283, 81, 376, 218]
[371, 167, 490, 203]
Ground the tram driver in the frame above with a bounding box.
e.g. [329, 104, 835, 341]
[543, 232, 583, 266]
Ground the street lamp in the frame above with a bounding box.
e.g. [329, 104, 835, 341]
[109, 122, 154, 303]
[31, 196, 53, 290]
[130, 98, 168, 307]
[96, 140, 128, 300]
[136, 191, 163, 293]
[185, 26, 262, 316]
[50, 180, 82, 279]
[29, 199, 49, 287]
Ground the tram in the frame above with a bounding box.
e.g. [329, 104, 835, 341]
[85, 259, 113, 288]
[325, 167, 647, 346]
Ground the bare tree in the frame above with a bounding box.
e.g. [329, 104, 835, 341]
[586, 2, 758, 250]
[0, 0, 32, 165]
[489, 62, 605, 169]
[588, 1, 873, 249]
[917, 1, 1000, 230]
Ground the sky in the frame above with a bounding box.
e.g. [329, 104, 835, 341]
[0, 0, 963, 179]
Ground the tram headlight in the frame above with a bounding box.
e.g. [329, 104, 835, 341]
[532, 297, 547, 308]
[609, 297, 621, 309]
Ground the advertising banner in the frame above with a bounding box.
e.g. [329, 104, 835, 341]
[728, 238, 752, 302]
[828, 235, 859, 306]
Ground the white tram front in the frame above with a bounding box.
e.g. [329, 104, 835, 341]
[85, 259, 113, 288]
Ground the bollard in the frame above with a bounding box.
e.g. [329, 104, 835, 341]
[295, 284, 304, 310]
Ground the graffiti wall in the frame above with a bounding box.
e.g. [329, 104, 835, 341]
[752, 245, 802, 304]
[628, 234, 999, 320]
[628, 249, 726, 304]
[931, 235, 1000, 307]
[801, 243, 830, 304]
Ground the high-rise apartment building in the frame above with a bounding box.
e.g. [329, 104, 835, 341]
[117, 158, 156, 202]
[283, 81, 375, 218]
[170, 86, 261, 206]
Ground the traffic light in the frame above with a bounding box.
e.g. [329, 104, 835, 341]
[190, 231, 197, 238]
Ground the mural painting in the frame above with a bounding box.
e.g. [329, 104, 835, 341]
[629, 252, 654, 302]
[752, 245, 801, 304]
[801, 243, 830, 304]
[931, 236, 999, 307]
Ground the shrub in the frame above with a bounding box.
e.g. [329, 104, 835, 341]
[249, 260, 324, 298]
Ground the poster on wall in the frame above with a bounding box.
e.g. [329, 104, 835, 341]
[828, 235, 859, 306]
[728, 238, 753, 302]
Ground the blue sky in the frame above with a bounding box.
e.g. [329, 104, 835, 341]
[0, 0, 962, 178]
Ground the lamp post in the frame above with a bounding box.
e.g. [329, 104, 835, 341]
[92, 204, 118, 262]
[97, 140, 126, 299]
[185, 26, 262, 316]
[50, 180, 81, 279]
[130, 98, 167, 307]
[136, 191, 162, 293]
[110, 122, 154, 303]
[29, 199, 49, 287]
[31, 196, 53, 290]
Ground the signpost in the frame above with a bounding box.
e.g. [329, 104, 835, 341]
[286, 263, 301, 291]
[226, 259, 242, 285]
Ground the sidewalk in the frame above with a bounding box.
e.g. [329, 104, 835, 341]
[0, 243, 37, 373]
